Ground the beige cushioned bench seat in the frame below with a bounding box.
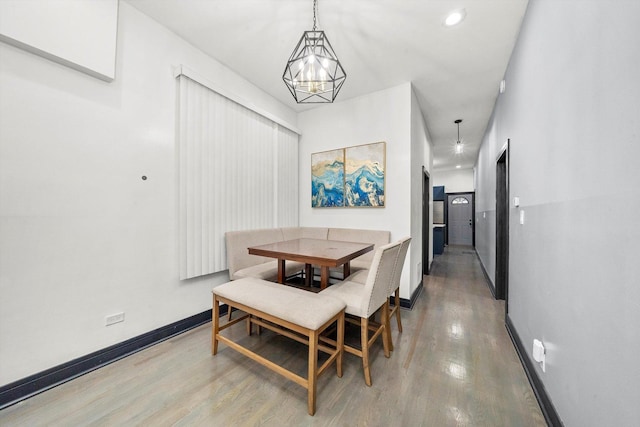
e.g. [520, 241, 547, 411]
[232, 260, 303, 281]
[212, 277, 346, 415]
[213, 278, 345, 330]
[225, 228, 305, 281]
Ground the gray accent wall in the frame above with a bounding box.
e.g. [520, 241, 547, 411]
[474, 1, 640, 425]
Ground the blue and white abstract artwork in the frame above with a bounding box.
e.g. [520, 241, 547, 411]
[345, 142, 385, 207]
[311, 149, 345, 207]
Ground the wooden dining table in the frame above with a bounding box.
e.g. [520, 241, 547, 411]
[248, 238, 374, 290]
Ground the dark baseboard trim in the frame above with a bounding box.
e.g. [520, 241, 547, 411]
[407, 280, 423, 309]
[0, 306, 227, 410]
[474, 249, 497, 299]
[506, 315, 563, 427]
[389, 280, 423, 310]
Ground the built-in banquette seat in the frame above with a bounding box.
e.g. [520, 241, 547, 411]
[225, 227, 390, 282]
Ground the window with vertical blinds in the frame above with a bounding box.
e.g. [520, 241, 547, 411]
[176, 72, 299, 279]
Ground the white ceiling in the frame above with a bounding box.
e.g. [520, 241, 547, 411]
[126, 0, 528, 171]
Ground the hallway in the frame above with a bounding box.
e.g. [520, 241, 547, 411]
[417, 245, 545, 425]
[0, 246, 546, 426]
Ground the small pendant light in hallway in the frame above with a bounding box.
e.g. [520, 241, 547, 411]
[454, 119, 464, 154]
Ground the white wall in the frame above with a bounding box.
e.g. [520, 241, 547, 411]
[474, 1, 640, 425]
[0, 2, 297, 386]
[432, 168, 474, 193]
[0, 0, 118, 81]
[298, 83, 430, 299]
[475, 116, 499, 284]
[411, 86, 434, 282]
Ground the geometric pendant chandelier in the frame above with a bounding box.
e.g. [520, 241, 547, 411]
[282, 0, 346, 103]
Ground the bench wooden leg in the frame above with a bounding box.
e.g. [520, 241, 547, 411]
[212, 295, 220, 355]
[247, 315, 262, 336]
[307, 329, 319, 415]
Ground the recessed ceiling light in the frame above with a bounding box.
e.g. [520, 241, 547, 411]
[444, 9, 466, 27]
[456, 165, 461, 169]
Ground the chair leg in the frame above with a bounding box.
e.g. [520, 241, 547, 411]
[336, 311, 344, 378]
[394, 288, 403, 333]
[387, 299, 394, 352]
[361, 317, 372, 386]
[227, 305, 232, 321]
[381, 302, 391, 359]
[212, 296, 219, 355]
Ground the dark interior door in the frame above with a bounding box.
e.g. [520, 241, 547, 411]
[496, 142, 509, 306]
[422, 167, 430, 275]
[447, 193, 474, 246]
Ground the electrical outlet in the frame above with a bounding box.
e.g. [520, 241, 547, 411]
[533, 339, 546, 372]
[105, 312, 125, 326]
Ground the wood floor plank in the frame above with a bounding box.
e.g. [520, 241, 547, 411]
[0, 246, 546, 426]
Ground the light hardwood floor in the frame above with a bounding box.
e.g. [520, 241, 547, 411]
[0, 246, 546, 426]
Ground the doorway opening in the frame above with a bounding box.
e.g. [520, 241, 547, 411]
[496, 140, 509, 309]
[422, 167, 430, 275]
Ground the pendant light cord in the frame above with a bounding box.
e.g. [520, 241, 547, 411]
[313, 0, 318, 31]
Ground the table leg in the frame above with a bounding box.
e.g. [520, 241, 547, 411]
[278, 259, 285, 284]
[305, 264, 313, 287]
[320, 266, 330, 290]
[343, 261, 351, 279]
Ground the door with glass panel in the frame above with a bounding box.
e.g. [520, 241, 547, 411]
[447, 193, 474, 246]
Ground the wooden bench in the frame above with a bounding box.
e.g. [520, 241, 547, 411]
[212, 277, 346, 415]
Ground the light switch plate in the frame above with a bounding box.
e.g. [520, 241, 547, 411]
[519, 210, 525, 225]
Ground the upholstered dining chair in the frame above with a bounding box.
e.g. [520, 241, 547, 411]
[387, 237, 411, 351]
[321, 240, 402, 386]
[342, 237, 411, 351]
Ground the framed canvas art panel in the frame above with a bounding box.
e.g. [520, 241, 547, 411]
[345, 142, 385, 207]
[311, 148, 345, 207]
